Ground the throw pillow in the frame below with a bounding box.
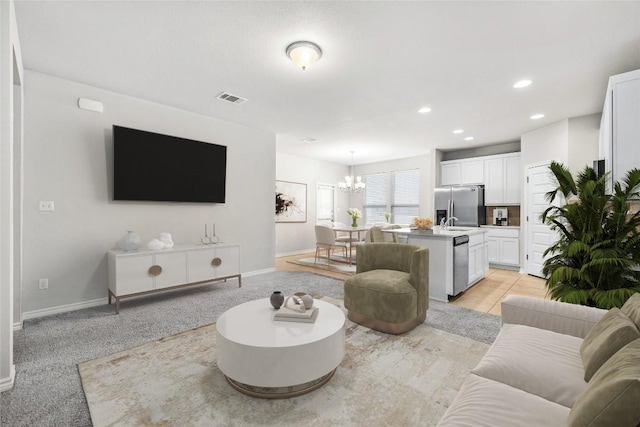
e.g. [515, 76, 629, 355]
[580, 307, 640, 381]
[568, 338, 640, 427]
[621, 292, 640, 329]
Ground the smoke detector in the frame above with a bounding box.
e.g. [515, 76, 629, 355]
[216, 92, 248, 105]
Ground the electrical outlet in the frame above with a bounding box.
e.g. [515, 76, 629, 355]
[39, 278, 48, 290]
[39, 201, 55, 212]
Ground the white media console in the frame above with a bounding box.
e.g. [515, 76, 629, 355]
[107, 243, 241, 314]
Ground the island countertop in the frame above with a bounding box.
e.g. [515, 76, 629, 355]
[383, 226, 488, 239]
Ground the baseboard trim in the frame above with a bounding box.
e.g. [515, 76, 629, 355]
[13, 320, 23, 331]
[489, 263, 521, 272]
[0, 365, 15, 392]
[23, 297, 108, 321]
[242, 267, 277, 277]
[276, 248, 316, 258]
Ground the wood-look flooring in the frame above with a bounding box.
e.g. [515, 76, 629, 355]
[276, 252, 549, 317]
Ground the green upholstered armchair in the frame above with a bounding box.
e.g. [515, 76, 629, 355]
[344, 243, 429, 334]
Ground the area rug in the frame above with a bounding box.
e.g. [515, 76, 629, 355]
[79, 297, 489, 426]
[288, 256, 356, 274]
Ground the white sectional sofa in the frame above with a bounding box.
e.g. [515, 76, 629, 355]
[438, 294, 640, 427]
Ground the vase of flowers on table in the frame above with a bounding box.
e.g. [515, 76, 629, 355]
[347, 208, 362, 228]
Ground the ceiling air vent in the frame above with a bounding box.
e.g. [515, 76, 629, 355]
[216, 92, 248, 105]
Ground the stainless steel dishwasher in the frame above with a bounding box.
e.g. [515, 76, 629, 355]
[452, 235, 469, 296]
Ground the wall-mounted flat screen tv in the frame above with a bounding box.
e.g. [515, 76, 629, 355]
[113, 125, 226, 203]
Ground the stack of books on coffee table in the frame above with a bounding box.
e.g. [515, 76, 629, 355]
[274, 306, 319, 323]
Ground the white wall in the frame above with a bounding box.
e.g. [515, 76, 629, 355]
[21, 71, 275, 314]
[275, 152, 349, 256]
[568, 113, 601, 173]
[521, 119, 569, 168]
[352, 153, 434, 220]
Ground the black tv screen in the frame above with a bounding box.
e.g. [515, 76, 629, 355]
[113, 125, 226, 203]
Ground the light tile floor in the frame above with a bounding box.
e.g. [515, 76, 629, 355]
[449, 268, 549, 316]
[276, 252, 550, 317]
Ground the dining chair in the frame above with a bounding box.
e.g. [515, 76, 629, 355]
[314, 225, 348, 266]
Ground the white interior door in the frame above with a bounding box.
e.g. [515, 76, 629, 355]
[526, 162, 558, 277]
[316, 183, 335, 224]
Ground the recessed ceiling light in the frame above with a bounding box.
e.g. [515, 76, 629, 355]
[530, 114, 545, 120]
[513, 80, 532, 88]
[464, 137, 474, 141]
[453, 129, 464, 134]
[418, 107, 432, 114]
[300, 137, 317, 144]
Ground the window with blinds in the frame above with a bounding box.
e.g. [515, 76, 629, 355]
[392, 169, 420, 224]
[363, 169, 420, 225]
[363, 173, 388, 224]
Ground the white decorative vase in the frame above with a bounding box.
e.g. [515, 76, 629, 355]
[159, 232, 174, 249]
[147, 239, 164, 250]
[119, 231, 140, 251]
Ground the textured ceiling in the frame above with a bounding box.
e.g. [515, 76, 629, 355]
[13, 1, 640, 165]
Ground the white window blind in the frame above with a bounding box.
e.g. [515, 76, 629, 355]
[392, 169, 420, 224]
[363, 169, 420, 225]
[363, 173, 388, 225]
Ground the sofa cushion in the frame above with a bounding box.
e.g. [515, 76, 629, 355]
[580, 307, 640, 381]
[343, 270, 417, 324]
[568, 338, 640, 427]
[471, 324, 585, 408]
[437, 374, 570, 427]
[621, 292, 640, 329]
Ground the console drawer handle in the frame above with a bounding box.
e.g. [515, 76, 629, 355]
[211, 257, 222, 267]
[148, 265, 163, 276]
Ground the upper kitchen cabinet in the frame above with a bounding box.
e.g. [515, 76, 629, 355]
[600, 69, 640, 195]
[484, 153, 521, 205]
[441, 159, 483, 186]
[441, 153, 521, 205]
[441, 162, 462, 186]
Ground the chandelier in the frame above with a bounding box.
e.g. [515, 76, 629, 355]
[338, 151, 366, 193]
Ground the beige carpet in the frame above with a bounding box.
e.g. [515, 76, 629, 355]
[287, 256, 357, 274]
[79, 297, 489, 426]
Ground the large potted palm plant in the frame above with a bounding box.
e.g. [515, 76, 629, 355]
[542, 161, 640, 309]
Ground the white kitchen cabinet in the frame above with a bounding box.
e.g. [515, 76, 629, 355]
[485, 227, 520, 268]
[441, 153, 521, 204]
[108, 243, 241, 314]
[441, 159, 484, 186]
[503, 155, 521, 204]
[441, 162, 462, 186]
[600, 69, 640, 195]
[468, 233, 486, 286]
[462, 160, 484, 185]
[483, 153, 521, 205]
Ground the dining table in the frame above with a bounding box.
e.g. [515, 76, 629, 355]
[331, 226, 368, 265]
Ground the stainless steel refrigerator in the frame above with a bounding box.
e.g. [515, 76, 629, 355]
[434, 185, 486, 227]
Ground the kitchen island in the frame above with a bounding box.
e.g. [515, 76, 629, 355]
[384, 226, 489, 301]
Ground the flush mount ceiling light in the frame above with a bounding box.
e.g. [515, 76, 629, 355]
[418, 107, 432, 113]
[338, 151, 366, 193]
[453, 129, 464, 134]
[300, 137, 317, 144]
[286, 41, 322, 71]
[513, 79, 532, 88]
[530, 114, 545, 120]
[464, 137, 474, 141]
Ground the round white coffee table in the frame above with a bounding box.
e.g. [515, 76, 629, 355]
[216, 298, 345, 398]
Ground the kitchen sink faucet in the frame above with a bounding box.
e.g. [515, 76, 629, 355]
[441, 216, 458, 230]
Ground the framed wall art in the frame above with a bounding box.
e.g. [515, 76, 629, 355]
[275, 180, 307, 223]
